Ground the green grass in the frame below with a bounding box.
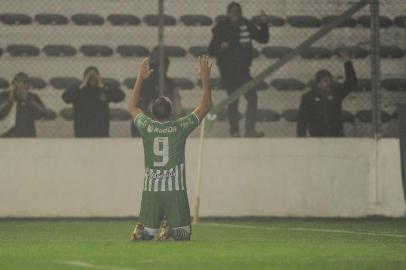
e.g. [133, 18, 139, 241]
[1, 219, 406, 270]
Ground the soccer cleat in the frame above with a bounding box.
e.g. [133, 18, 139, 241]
[130, 223, 144, 241]
[154, 220, 171, 241]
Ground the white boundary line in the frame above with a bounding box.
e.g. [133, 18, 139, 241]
[202, 223, 406, 239]
[56, 261, 135, 270]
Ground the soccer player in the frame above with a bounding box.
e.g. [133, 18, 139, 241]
[129, 55, 213, 241]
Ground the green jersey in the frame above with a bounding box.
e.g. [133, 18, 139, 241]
[134, 112, 200, 192]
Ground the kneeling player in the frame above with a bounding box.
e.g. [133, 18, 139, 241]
[129, 56, 213, 241]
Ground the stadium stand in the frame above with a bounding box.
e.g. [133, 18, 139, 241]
[107, 14, 141, 26]
[71, 14, 104, 25]
[79, 45, 114, 57]
[358, 15, 392, 28]
[143, 14, 176, 26]
[34, 14, 69, 25]
[43, 45, 77, 57]
[321, 16, 357, 27]
[179, 15, 212, 26]
[6, 45, 40, 57]
[0, 13, 32, 25]
[116, 45, 149, 57]
[286, 15, 321, 27]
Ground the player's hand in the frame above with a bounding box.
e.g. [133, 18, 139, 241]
[196, 55, 213, 80]
[259, 10, 268, 24]
[220, 42, 229, 49]
[338, 48, 350, 63]
[79, 73, 90, 90]
[137, 57, 154, 82]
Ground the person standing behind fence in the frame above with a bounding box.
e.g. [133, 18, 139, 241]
[131, 51, 182, 137]
[62, 67, 125, 137]
[297, 49, 357, 137]
[0, 72, 53, 137]
[208, 2, 269, 137]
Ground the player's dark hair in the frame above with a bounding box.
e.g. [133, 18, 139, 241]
[152, 97, 172, 121]
[12, 72, 29, 84]
[227, 2, 242, 14]
[315, 69, 333, 83]
[83, 66, 99, 78]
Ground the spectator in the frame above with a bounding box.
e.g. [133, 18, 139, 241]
[297, 49, 357, 137]
[131, 51, 182, 137]
[0, 72, 53, 137]
[62, 67, 125, 137]
[208, 2, 269, 137]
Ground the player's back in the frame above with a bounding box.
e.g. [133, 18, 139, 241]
[134, 112, 199, 192]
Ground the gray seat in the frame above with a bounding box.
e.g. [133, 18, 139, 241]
[29, 77, 47, 89]
[123, 78, 136, 89]
[358, 15, 392, 28]
[71, 14, 104, 25]
[251, 15, 285, 26]
[281, 109, 299, 122]
[143, 14, 176, 26]
[322, 16, 357, 27]
[300, 47, 331, 59]
[35, 14, 68, 25]
[152, 46, 186, 57]
[356, 110, 392, 123]
[110, 108, 131, 121]
[335, 46, 368, 59]
[354, 79, 372, 92]
[0, 13, 32, 25]
[270, 79, 306, 91]
[262, 46, 292, 58]
[256, 109, 280, 122]
[60, 108, 73, 120]
[6, 44, 40, 57]
[287, 16, 321, 28]
[342, 110, 355, 123]
[50, 77, 80, 89]
[381, 79, 406, 91]
[107, 14, 141, 26]
[116, 45, 149, 57]
[188, 46, 208, 57]
[0, 78, 9, 89]
[80, 45, 113, 57]
[180, 15, 212, 26]
[43, 45, 76, 57]
[394, 15, 406, 27]
[173, 78, 194, 90]
[380, 46, 404, 58]
[103, 78, 121, 89]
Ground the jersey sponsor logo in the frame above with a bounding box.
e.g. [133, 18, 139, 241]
[147, 169, 177, 179]
[147, 125, 177, 134]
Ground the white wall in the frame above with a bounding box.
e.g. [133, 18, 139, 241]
[0, 138, 404, 217]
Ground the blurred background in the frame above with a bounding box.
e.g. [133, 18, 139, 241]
[0, 0, 405, 138]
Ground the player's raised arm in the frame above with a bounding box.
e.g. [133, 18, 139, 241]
[128, 58, 153, 120]
[193, 55, 213, 122]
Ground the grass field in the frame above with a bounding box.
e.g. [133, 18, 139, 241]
[1, 218, 406, 270]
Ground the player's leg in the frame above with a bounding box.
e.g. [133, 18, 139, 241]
[132, 191, 163, 240]
[156, 191, 191, 241]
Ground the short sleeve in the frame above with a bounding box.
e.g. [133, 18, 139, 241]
[176, 112, 200, 136]
[134, 113, 153, 137]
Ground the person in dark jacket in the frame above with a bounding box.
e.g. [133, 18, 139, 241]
[208, 2, 269, 137]
[130, 51, 182, 137]
[0, 72, 53, 137]
[62, 67, 125, 137]
[297, 49, 357, 137]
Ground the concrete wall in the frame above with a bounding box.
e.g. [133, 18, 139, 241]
[0, 138, 404, 217]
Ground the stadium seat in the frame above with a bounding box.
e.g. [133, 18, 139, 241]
[116, 45, 149, 57]
[0, 13, 32, 25]
[256, 109, 280, 122]
[197, 78, 221, 89]
[0, 47, 3, 57]
[355, 110, 392, 123]
[342, 110, 355, 123]
[335, 46, 369, 59]
[262, 46, 292, 58]
[34, 14, 69, 25]
[251, 15, 285, 26]
[380, 46, 404, 58]
[358, 15, 392, 28]
[216, 109, 242, 121]
[287, 16, 321, 28]
[173, 78, 194, 90]
[123, 78, 135, 89]
[321, 16, 357, 27]
[71, 14, 104, 26]
[40, 109, 58, 121]
[270, 79, 306, 91]
[110, 108, 131, 121]
[49, 77, 80, 89]
[43, 45, 76, 57]
[179, 15, 212, 26]
[0, 78, 9, 89]
[394, 15, 406, 28]
[354, 79, 372, 92]
[59, 108, 73, 120]
[381, 79, 406, 91]
[281, 109, 299, 122]
[29, 77, 47, 89]
[254, 81, 268, 91]
[103, 78, 121, 89]
[6, 44, 40, 57]
[188, 46, 208, 57]
[80, 45, 113, 57]
[300, 47, 332, 59]
[107, 14, 141, 26]
[252, 48, 260, 58]
[143, 14, 176, 26]
[214, 15, 227, 23]
[152, 46, 186, 57]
